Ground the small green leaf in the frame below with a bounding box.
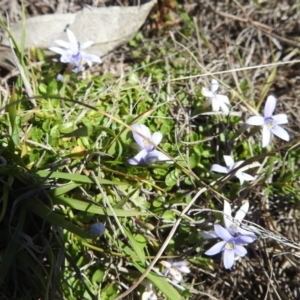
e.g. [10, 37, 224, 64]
[165, 169, 180, 187]
[92, 269, 104, 283]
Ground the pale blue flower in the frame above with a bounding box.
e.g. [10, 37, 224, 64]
[205, 224, 256, 269]
[142, 283, 157, 300]
[128, 124, 170, 165]
[223, 200, 257, 239]
[211, 155, 254, 185]
[246, 95, 289, 147]
[201, 200, 257, 240]
[202, 79, 230, 112]
[49, 29, 102, 73]
[161, 260, 190, 283]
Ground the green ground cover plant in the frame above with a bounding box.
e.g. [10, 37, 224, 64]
[1, 1, 300, 299]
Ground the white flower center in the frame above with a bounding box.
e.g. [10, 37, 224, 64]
[230, 223, 238, 230]
[143, 140, 154, 151]
[265, 118, 275, 129]
[225, 241, 235, 250]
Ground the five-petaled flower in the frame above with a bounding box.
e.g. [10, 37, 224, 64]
[128, 124, 170, 165]
[202, 79, 230, 112]
[161, 260, 190, 283]
[223, 200, 257, 239]
[205, 224, 256, 269]
[201, 200, 257, 240]
[246, 95, 289, 147]
[141, 283, 157, 300]
[49, 28, 102, 73]
[211, 155, 254, 185]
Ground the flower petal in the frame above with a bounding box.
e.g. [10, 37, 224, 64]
[84, 54, 102, 66]
[171, 261, 187, 268]
[228, 224, 249, 237]
[149, 293, 157, 300]
[172, 261, 190, 273]
[223, 200, 232, 230]
[85, 59, 92, 67]
[54, 39, 70, 49]
[264, 95, 276, 118]
[72, 65, 84, 73]
[235, 202, 249, 223]
[205, 241, 226, 256]
[143, 153, 158, 164]
[235, 171, 254, 185]
[56, 74, 64, 81]
[246, 116, 265, 126]
[161, 260, 172, 269]
[236, 173, 245, 185]
[237, 228, 257, 239]
[271, 125, 290, 142]
[69, 42, 79, 53]
[60, 53, 74, 64]
[262, 125, 271, 147]
[234, 245, 247, 257]
[219, 100, 230, 112]
[233, 160, 244, 169]
[177, 266, 190, 273]
[223, 249, 235, 269]
[200, 231, 219, 239]
[151, 132, 163, 146]
[66, 28, 77, 45]
[216, 94, 230, 105]
[214, 224, 233, 241]
[235, 235, 256, 244]
[211, 99, 220, 111]
[49, 46, 67, 55]
[148, 150, 170, 162]
[142, 290, 157, 300]
[144, 150, 170, 164]
[128, 149, 148, 165]
[132, 124, 151, 149]
[234, 227, 257, 239]
[240, 172, 254, 181]
[168, 268, 182, 283]
[202, 87, 214, 98]
[211, 79, 219, 93]
[211, 164, 228, 174]
[273, 113, 288, 125]
[223, 155, 234, 168]
[80, 41, 94, 49]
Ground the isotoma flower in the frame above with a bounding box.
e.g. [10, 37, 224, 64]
[49, 28, 102, 73]
[161, 260, 190, 283]
[246, 95, 289, 147]
[223, 200, 256, 239]
[141, 283, 157, 300]
[128, 124, 170, 165]
[201, 200, 257, 240]
[211, 155, 254, 185]
[205, 224, 256, 269]
[202, 79, 230, 112]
